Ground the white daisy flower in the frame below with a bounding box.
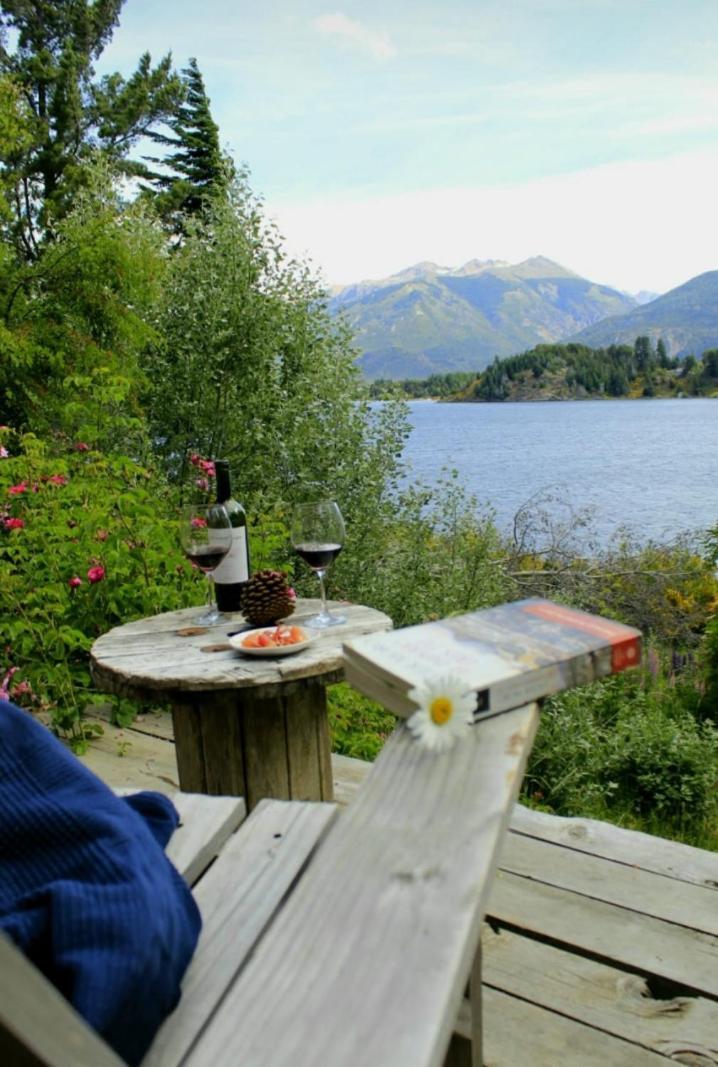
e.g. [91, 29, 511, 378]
[406, 676, 476, 752]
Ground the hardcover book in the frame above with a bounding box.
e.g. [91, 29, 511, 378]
[342, 598, 641, 720]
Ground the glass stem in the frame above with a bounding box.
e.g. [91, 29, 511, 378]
[207, 574, 214, 612]
[316, 569, 329, 620]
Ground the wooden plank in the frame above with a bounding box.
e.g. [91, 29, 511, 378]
[240, 693, 291, 809]
[331, 752, 371, 806]
[488, 870, 718, 999]
[474, 924, 718, 1063]
[0, 934, 126, 1067]
[511, 805, 718, 890]
[499, 830, 718, 936]
[283, 685, 323, 801]
[196, 694, 246, 797]
[165, 793, 247, 886]
[183, 704, 539, 1067]
[142, 799, 337, 1067]
[170, 700, 207, 793]
[478, 986, 672, 1067]
[111, 790, 246, 887]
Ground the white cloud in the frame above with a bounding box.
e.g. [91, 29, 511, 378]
[268, 149, 718, 295]
[313, 13, 397, 60]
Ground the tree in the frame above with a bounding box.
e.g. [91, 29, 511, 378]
[633, 335, 654, 372]
[0, 0, 182, 259]
[144, 58, 227, 222]
[656, 337, 670, 368]
[143, 171, 408, 521]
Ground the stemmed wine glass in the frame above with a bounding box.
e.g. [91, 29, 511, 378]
[291, 500, 346, 628]
[180, 503, 233, 626]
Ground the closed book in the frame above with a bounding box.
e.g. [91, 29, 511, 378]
[342, 598, 641, 720]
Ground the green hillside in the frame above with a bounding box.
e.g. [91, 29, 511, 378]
[570, 271, 718, 355]
[453, 338, 718, 403]
[330, 257, 636, 380]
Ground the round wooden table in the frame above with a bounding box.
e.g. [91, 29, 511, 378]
[90, 599, 392, 810]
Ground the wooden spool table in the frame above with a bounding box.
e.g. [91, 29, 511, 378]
[90, 599, 392, 811]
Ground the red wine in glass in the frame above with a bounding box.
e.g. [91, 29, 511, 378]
[185, 545, 230, 573]
[291, 501, 346, 628]
[294, 542, 343, 571]
[180, 504, 232, 625]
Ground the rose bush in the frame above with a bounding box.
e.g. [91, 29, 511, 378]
[0, 427, 201, 747]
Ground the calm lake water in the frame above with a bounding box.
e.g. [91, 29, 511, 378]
[401, 398, 718, 547]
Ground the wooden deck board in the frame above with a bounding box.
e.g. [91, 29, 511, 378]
[78, 712, 718, 1065]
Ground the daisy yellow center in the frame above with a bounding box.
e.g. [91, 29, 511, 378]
[429, 696, 453, 726]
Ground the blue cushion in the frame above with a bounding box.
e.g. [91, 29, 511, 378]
[0, 699, 201, 1065]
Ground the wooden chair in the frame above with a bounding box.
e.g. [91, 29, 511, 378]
[0, 702, 538, 1067]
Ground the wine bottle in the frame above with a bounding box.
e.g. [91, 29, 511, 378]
[212, 460, 250, 612]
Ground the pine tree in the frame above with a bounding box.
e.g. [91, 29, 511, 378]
[144, 58, 228, 221]
[0, 0, 183, 259]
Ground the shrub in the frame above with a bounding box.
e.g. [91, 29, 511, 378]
[524, 669, 718, 847]
[0, 429, 196, 747]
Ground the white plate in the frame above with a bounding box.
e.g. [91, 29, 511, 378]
[228, 626, 317, 657]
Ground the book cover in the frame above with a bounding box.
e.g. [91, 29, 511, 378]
[342, 598, 641, 720]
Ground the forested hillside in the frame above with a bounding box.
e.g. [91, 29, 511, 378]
[459, 338, 718, 402]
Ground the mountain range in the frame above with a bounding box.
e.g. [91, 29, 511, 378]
[329, 257, 637, 380]
[569, 271, 718, 356]
[329, 257, 718, 380]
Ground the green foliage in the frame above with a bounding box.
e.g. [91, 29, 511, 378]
[0, 429, 196, 747]
[327, 683, 396, 761]
[368, 370, 477, 400]
[0, 160, 165, 438]
[524, 671, 718, 847]
[144, 174, 409, 529]
[143, 58, 227, 223]
[333, 472, 512, 628]
[0, 0, 182, 257]
[469, 339, 686, 402]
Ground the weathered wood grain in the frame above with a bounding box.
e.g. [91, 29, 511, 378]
[165, 792, 246, 886]
[90, 601, 392, 698]
[0, 934, 127, 1067]
[142, 799, 337, 1067]
[499, 830, 718, 935]
[183, 703, 539, 1067]
[479, 986, 672, 1067]
[488, 869, 718, 999]
[476, 924, 718, 1063]
[170, 699, 206, 793]
[511, 805, 718, 890]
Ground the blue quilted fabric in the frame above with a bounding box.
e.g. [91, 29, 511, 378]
[0, 699, 201, 1065]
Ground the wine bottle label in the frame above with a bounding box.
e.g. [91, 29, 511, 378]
[212, 527, 249, 584]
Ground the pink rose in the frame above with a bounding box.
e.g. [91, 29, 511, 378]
[49, 474, 68, 486]
[87, 565, 105, 583]
[7, 482, 27, 495]
[0, 447, 8, 459]
[189, 453, 201, 467]
[73, 442, 89, 452]
[190, 516, 207, 528]
[195, 477, 209, 491]
[68, 576, 83, 589]
[4, 517, 24, 530]
[95, 529, 109, 542]
[199, 459, 216, 477]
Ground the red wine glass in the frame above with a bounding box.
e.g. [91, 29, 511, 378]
[291, 500, 346, 628]
[180, 504, 233, 625]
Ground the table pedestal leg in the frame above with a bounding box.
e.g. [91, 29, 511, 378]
[171, 682, 334, 810]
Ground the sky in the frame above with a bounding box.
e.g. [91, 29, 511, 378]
[99, 0, 718, 295]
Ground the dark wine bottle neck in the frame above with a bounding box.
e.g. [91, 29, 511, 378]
[215, 460, 231, 503]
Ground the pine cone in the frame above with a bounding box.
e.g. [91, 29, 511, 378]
[242, 570, 297, 627]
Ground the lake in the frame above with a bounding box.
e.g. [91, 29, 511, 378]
[401, 398, 718, 547]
